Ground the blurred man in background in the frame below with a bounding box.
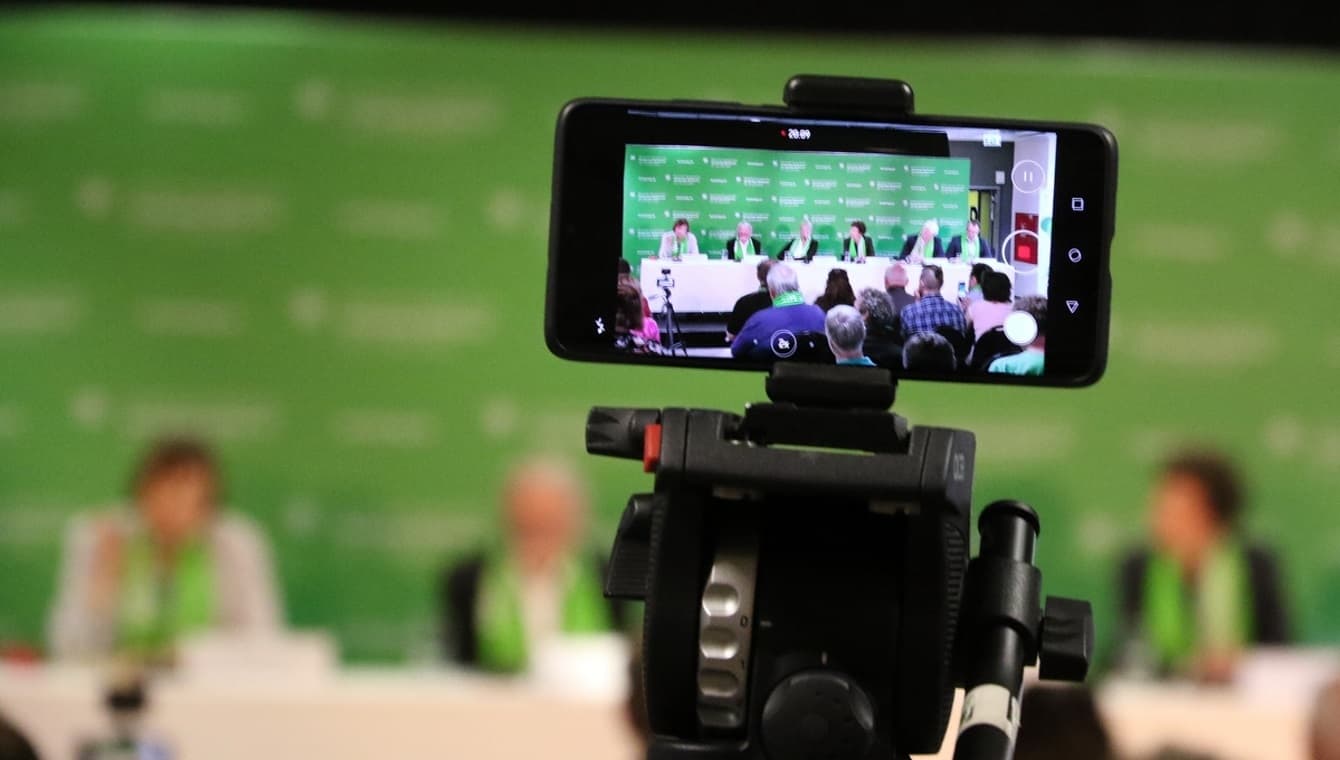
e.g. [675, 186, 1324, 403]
[724, 221, 761, 261]
[777, 219, 817, 262]
[899, 265, 968, 342]
[725, 259, 774, 342]
[1116, 450, 1290, 682]
[898, 220, 944, 261]
[946, 218, 995, 262]
[442, 458, 622, 673]
[48, 438, 282, 664]
[883, 262, 916, 313]
[730, 263, 826, 360]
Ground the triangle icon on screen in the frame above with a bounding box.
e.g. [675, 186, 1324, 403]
[1066, 300, 1079, 313]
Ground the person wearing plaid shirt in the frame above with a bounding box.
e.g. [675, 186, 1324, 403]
[899, 265, 968, 342]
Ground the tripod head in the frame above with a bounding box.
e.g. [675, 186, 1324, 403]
[588, 363, 1093, 760]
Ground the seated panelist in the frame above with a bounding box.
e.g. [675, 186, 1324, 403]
[777, 220, 818, 262]
[725, 221, 763, 261]
[657, 218, 699, 259]
[898, 220, 945, 261]
[946, 219, 996, 261]
[841, 220, 875, 262]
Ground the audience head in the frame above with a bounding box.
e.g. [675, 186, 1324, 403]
[1312, 678, 1340, 760]
[903, 332, 956, 372]
[503, 457, 587, 576]
[131, 437, 220, 550]
[1013, 295, 1047, 345]
[672, 218, 690, 239]
[1012, 685, 1114, 760]
[755, 259, 775, 286]
[919, 264, 944, 296]
[737, 221, 753, 240]
[856, 287, 896, 332]
[766, 263, 800, 300]
[970, 262, 992, 289]
[885, 262, 909, 290]
[617, 258, 631, 277]
[1151, 449, 1244, 569]
[799, 219, 813, 238]
[824, 305, 867, 360]
[981, 271, 1012, 304]
[919, 219, 940, 241]
[966, 218, 981, 240]
[820, 268, 856, 307]
[849, 220, 866, 238]
[615, 282, 644, 333]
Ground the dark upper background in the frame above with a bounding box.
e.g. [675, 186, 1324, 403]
[53, 1, 1340, 50]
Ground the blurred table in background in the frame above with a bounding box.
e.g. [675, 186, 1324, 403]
[1099, 680, 1307, 760]
[4, 648, 1335, 760]
[0, 664, 640, 760]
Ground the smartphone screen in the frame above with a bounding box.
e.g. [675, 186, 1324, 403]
[547, 100, 1115, 386]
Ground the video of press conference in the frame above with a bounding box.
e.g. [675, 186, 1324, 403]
[616, 130, 1056, 376]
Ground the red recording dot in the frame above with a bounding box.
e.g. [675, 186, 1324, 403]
[780, 129, 787, 136]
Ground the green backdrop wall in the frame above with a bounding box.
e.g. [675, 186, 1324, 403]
[623, 145, 969, 259]
[2, 9, 1340, 662]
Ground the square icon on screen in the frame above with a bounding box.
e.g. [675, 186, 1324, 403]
[1070, 197, 1085, 212]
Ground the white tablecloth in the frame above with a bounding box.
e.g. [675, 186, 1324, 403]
[639, 257, 1015, 314]
[0, 664, 640, 760]
[2, 664, 1326, 760]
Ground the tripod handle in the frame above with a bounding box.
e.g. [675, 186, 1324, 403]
[953, 500, 1042, 760]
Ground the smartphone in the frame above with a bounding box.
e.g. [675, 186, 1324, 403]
[547, 98, 1116, 386]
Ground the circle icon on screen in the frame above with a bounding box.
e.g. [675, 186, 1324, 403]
[769, 330, 798, 358]
[1068, 248, 1083, 263]
[1011, 160, 1046, 194]
[1003, 311, 1039, 347]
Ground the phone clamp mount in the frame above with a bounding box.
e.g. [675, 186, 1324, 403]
[585, 77, 1093, 760]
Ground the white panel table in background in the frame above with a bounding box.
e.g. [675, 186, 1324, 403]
[2, 657, 1331, 760]
[639, 257, 1015, 315]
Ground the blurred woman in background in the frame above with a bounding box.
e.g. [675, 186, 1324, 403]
[1116, 450, 1291, 682]
[48, 438, 282, 664]
[814, 268, 856, 313]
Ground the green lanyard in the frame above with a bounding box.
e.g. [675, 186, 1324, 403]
[854, 237, 865, 257]
[773, 291, 805, 307]
[738, 238, 752, 257]
[675, 239, 684, 256]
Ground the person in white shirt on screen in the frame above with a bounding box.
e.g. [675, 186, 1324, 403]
[658, 218, 699, 259]
[724, 221, 763, 261]
[778, 220, 818, 262]
[48, 438, 282, 663]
